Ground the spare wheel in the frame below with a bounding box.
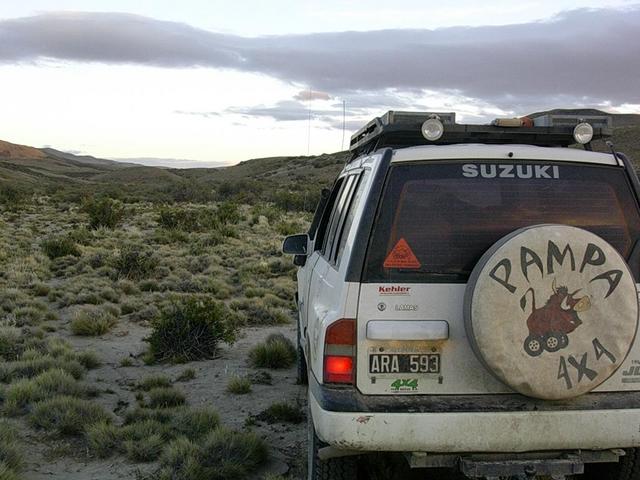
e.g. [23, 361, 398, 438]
[464, 224, 639, 400]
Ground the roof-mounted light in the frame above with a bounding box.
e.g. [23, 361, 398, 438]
[573, 122, 594, 144]
[421, 115, 444, 142]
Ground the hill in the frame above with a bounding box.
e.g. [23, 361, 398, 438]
[1, 107, 639, 204]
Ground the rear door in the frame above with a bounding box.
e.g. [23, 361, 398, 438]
[306, 170, 368, 379]
[356, 159, 640, 395]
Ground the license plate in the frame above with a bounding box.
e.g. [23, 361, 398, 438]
[369, 353, 440, 374]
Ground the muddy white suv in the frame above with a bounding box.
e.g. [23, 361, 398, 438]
[283, 111, 640, 480]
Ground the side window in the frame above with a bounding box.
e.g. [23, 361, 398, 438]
[335, 170, 370, 265]
[322, 175, 356, 258]
[308, 188, 330, 241]
[314, 177, 345, 252]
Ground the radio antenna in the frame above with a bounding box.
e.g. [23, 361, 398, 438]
[341, 100, 346, 151]
[307, 87, 312, 155]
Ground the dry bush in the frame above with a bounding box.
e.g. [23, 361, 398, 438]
[83, 196, 125, 229]
[41, 235, 80, 260]
[226, 376, 251, 395]
[154, 428, 268, 480]
[29, 396, 112, 435]
[257, 401, 305, 424]
[112, 244, 159, 279]
[146, 387, 186, 409]
[137, 374, 172, 391]
[0, 420, 22, 478]
[71, 307, 117, 336]
[248, 334, 297, 369]
[146, 297, 238, 363]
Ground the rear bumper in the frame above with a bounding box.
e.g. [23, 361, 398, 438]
[310, 392, 640, 453]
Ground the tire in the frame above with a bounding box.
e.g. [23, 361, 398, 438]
[543, 332, 563, 352]
[524, 334, 544, 357]
[297, 319, 308, 385]
[559, 333, 569, 349]
[583, 449, 640, 480]
[297, 344, 308, 385]
[307, 407, 358, 480]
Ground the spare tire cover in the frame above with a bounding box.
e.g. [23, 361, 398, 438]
[464, 224, 639, 400]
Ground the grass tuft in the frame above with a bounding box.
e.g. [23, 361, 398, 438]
[29, 396, 112, 435]
[70, 307, 117, 336]
[257, 401, 305, 424]
[137, 374, 172, 391]
[147, 387, 186, 409]
[226, 376, 252, 395]
[248, 333, 297, 369]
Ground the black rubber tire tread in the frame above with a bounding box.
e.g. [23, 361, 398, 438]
[296, 316, 308, 385]
[297, 344, 308, 385]
[308, 407, 358, 480]
[584, 449, 640, 480]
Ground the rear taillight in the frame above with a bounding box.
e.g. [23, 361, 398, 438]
[323, 319, 356, 384]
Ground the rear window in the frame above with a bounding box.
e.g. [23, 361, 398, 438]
[364, 161, 640, 283]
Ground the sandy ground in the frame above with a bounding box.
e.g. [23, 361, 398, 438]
[18, 319, 307, 480]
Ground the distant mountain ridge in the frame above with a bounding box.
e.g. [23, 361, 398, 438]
[1, 107, 639, 202]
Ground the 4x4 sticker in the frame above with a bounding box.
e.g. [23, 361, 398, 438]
[390, 379, 418, 392]
[383, 238, 421, 269]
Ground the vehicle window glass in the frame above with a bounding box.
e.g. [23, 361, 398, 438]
[323, 175, 355, 257]
[308, 189, 330, 241]
[364, 161, 640, 283]
[314, 177, 345, 252]
[335, 171, 370, 265]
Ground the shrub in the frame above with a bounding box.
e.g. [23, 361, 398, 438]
[147, 297, 238, 363]
[157, 206, 217, 232]
[226, 376, 251, 395]
[257, 401, 305, 424]
[41, 235, 80, 260]
[216, 201, 240, 225]
[29, 396, 111, 435]
[113, 244, 158, 279]
[83, 196, 125, 229]
[70, 307, 117, 336]
[248, 334, 297, 369]
[147, 387, 186, 409]
[0, 185, 25, 210]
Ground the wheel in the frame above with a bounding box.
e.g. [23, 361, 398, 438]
[559, 333, 569, 349]
[543, 332, 563, 352]
[297, 319, 308, 385]
[583, 448, 640, 480]
[308, 407, 358, 480]
[524, 334, 544, 357]
[297, 344, 308, 385]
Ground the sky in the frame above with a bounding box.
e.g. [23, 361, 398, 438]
[0, 1, 639, 167]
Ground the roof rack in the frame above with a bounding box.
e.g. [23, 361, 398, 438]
[349, 110, 612, 159]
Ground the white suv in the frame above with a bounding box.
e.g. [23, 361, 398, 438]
[283, 111, 640, 480]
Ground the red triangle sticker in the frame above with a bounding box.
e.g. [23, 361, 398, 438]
[383, 238, 421, 269]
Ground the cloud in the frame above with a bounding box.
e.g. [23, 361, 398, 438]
[228, 100, 340, 122]
[294, 90, 332, 101]
[2, 7, 639, 107]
